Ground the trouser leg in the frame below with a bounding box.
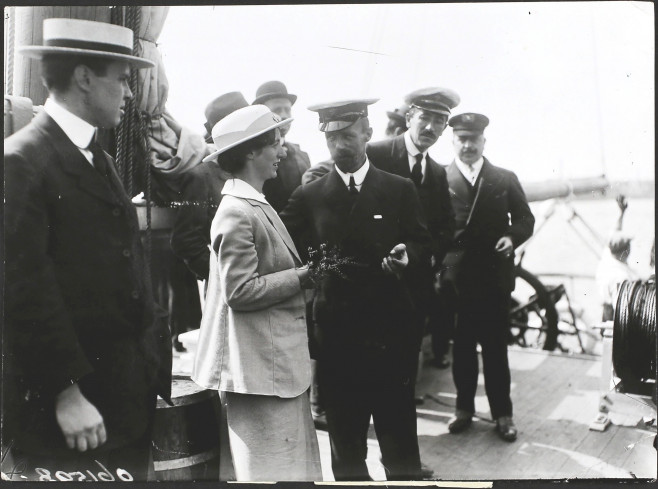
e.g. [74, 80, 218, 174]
[452, 309, 479, 415]
[323, 384, 372, 481]
[372, 381, 421, 480]
[479, 295, 513, 419]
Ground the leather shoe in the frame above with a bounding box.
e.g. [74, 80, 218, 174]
[448, 410, 472, 433]
[415, 395, 425, 405]
[495, 416, 517, 442]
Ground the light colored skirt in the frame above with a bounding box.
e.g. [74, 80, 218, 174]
[223, 390, 322, 481]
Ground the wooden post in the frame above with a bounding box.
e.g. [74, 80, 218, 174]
[10, 6, 112, 104]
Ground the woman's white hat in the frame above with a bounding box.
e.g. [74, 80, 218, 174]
[18, 18, 154, 69]
[203, 105, 293, 163]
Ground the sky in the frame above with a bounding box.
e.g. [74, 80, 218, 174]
[158, 2, 654, 183]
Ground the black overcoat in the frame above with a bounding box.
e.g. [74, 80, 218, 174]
[3, 112, 172, 455]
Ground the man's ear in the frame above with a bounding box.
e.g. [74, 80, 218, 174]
[365, 125, 373, 142]
[71, 64, 93, 94]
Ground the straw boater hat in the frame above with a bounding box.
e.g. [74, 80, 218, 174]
[18, 18, 154, 69]
[203, 105, 293, 163]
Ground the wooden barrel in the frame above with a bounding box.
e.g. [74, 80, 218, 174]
[152, 377, 221, 481]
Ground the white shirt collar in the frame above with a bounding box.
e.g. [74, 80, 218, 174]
[334, 158, 370, 192]
[221, 178, 270, 205]
[455, 156, 484, 185]
[403, 130, 425, 158]
[44, 98, 96, 150]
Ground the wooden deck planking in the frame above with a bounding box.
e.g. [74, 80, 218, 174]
[412, 347, 655, 480]
[315, 346, 655, 481]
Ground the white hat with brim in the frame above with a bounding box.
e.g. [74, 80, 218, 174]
[17, 18, 154, 69]
[203, 105, 293, 163]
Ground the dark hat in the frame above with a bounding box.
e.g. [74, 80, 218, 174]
[204, 92, 249, 130]
[448, 112, 490, 135]
[253, 80, 297, 106]
[307, 98, 379, 132]
[404, 87, 460, 117]
[386, 102, 411, 123]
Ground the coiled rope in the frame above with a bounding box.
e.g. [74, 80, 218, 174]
[613, 279, 656, 384]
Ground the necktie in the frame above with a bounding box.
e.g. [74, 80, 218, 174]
[87, 138, 111, 182]
[411, 153, 423, 188]
[348, 175, 359, 196]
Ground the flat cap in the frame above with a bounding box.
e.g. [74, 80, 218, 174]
[448, 112, 490, 135]
[404, 87, 460, 116]
[308, 98, 379, 132]
[386, 102, 411, 123]
[253, 80, 297, 105]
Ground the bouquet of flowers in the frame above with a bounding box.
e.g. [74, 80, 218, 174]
[307, 243, 364, 285]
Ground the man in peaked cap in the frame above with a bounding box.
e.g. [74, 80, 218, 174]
[368, 87, 458, 377]
[171, 91, 249, 282]
[4, 18, 171, 480]
[280, 99, 431, 481]
[442, 113, 534, 442]
[252, 81, 311, 212]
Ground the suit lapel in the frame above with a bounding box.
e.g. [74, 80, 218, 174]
[36, 112, 118, 206]
[251, 200, 302, 263]
[345, 166, 384, 237]
[446, 161, 472, 205]
[468, 159, 502, 224]
[391, 135, 411, 178]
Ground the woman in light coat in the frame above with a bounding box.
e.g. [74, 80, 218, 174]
[192, 105, 321, 481]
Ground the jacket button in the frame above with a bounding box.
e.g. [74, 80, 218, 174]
[112, 208, 121, 217]
[122, 249, 131, 258]
[131, 290, 140, 299]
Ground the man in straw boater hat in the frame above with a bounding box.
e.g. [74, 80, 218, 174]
[3, 18, 172, 480]
[280, 99, 431, 481]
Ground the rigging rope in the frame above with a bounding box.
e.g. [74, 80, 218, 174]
[111, 5, 153, 275]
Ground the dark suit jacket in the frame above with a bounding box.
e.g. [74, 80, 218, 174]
[444, 158, 535, 295]
[171, 160, 227, 280]
[263, 141, 311, 212]
[367, 135, 455, 265]
[280, 165, 431, 385]
[3, 112, 172, 455]
[171, 141, 309, 280]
